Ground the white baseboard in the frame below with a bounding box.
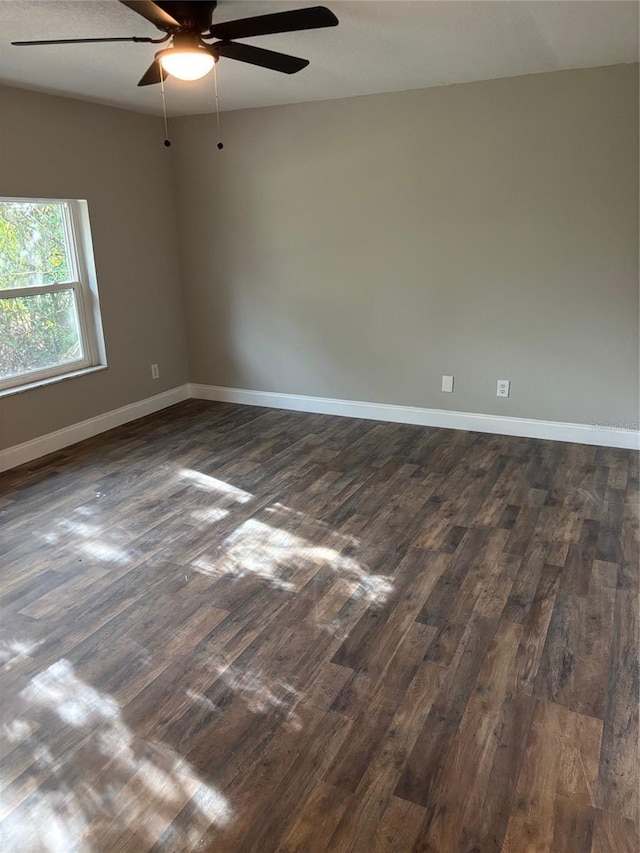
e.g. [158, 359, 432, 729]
[1, 381, 637, 472]
[189, 383, 640, 451]
[0, 385, 190, 473]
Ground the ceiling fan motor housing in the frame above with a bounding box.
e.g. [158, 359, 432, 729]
[154, 1, 218, 33]
[157, 30, 218, 62]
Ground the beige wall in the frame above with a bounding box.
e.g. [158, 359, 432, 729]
[0, 86, 189, 450]
[1, 65, 637, 453]
[171, 64, 639, 427]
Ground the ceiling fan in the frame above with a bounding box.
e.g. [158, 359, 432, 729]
[11, 1, 339, 85]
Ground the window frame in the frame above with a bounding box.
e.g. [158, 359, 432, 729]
[0, 197, 106, 393]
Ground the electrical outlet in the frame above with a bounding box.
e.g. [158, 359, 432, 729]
[497, 379, 510, 398]
[151, 363, 160, 380]
[441, 375, 454, 393]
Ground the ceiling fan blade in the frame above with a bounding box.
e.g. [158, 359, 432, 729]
[215, 42, 309, 74]
[12, 36, 151, 46]
[210, 6, 338, 41]
[137, 59, 169, 86]
[119, 0, 181, 31]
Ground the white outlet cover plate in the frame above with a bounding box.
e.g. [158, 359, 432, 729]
[497, 380, 510, 397]
[442, 375, 454, 393]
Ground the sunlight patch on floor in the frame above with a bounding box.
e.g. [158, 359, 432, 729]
[191, 507, 231, 524]
[180, 469, 252, 504]
[0, 638, 40, 664]
[44, 519, 132, 565]
[3, 718, 37, 743]
[193, 518, 394, 606]
[210, 663, 302, 727]
[0, 659, 232, 850]
[22, 660, 119, 727]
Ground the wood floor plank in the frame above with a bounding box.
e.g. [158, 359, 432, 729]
[324, 658, 443, 852]
[325, 622, 433, 793]
[501, 699, 569, 852]
[414, 526, 490, 626]
[550, 795, 595, 853]
[413, 619, 524, 852]
[502, 702, 605, 853]
[590, 809, 639, 853]
[468, 692, 538, 852]
[394, 615, 497, 807]
[243, 708, 351, 853]
[533, 555, 615, 717]
[277, 782, 353, 853]
[371, 797, 426, 852]
[596, 588, 639, 823]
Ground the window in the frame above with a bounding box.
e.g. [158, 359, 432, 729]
[0, 198, 105, 393]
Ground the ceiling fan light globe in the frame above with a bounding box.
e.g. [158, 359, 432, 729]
[160, 49, 214, 81]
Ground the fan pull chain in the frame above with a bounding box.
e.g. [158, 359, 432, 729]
[160, 73, 171, 147]
[213, 61, 223, 150]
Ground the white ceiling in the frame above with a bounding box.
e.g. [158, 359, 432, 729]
[0, 1, 637, 115]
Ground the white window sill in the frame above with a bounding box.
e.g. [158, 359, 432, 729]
[0, 364, 108, 399]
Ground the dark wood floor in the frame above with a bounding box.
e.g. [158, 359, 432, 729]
[0, 400, 637, 852]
